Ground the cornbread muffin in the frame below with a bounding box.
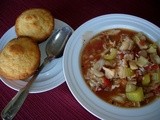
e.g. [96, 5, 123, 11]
[0, 37, 40, 80]
[15, 8, 54, 43]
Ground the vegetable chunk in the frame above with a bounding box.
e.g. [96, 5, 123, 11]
[126, 87, 144, 102]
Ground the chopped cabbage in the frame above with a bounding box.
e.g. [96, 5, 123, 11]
[104, 48, 117, 60]
[118, 67, 134, 78]
[133, 34, 148, 49]
[151, 72, 160, 83]
[126, 87, 144, 102]
[136, 56, 149, 67]
[150, 53, 160, 64]
[142, 74, 150, 86]
[103, 67, 115, 79]
[125, 83, 137, 92]
[120, 36, 134, 51]
[129, 61, 138, 70]
[147, 45, 157, 53]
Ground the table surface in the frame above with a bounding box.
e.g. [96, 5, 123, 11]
[0, 0, 160, 120]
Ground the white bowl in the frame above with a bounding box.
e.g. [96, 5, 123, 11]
[63, 14, 160, 120]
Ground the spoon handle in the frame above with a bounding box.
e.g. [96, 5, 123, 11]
[1, 87, 30, 120]
[1, 58, 50, 120]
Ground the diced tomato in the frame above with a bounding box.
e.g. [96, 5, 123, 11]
[119, 53, 124, 59]
[139, 40, 146, 46]
[102, 77, 111, 88]
[145, 64, 159, 71]
[151, 64, 159, 70]
[144, 65, 150, 70]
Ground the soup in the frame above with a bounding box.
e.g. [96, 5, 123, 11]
[81, 28, 160, 107]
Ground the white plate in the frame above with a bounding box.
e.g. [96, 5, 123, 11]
[0, 19, 73, 93]
[63, 14, 160, 120]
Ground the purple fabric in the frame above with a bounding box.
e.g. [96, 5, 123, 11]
[0, 0, 160, 119]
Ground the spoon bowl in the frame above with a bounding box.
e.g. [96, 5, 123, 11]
[1, 26, 73, 120]
[46, 26, 73, 58]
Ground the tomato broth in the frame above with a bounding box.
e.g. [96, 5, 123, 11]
[81, 28, 160, 107]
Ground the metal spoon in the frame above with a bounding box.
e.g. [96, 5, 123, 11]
[1, 26, 73, 120]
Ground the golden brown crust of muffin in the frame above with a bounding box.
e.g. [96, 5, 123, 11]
[0, 37, 40, 80]
[15, 8, 54, 43]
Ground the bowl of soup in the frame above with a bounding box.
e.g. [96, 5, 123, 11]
[63, 14, 160, 120]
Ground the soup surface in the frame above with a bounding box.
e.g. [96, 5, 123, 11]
[81, 28, 160, 107]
